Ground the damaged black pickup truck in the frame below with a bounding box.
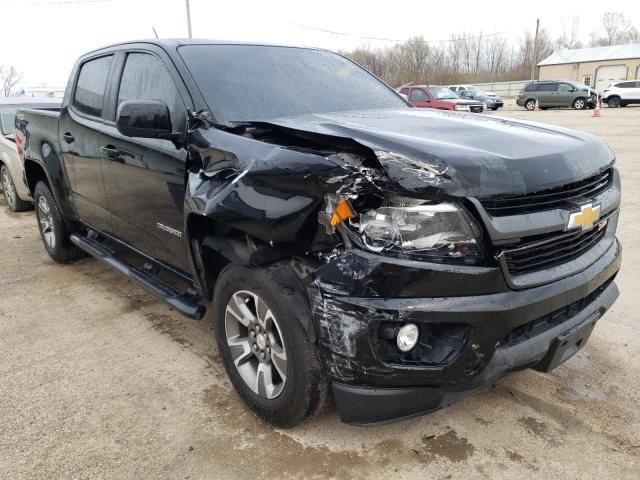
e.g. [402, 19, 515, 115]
[17, 40, 621, 427]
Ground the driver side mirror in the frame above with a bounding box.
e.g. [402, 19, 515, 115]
[116, 100, 180, 140]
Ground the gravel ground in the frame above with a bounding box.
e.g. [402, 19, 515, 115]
[1, 106, 639, 479]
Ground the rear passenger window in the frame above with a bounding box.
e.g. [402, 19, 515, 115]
[539, 84, 558, 92]
[117, 53, 184, 130]
[618, 82, 634, 88]
[73, 55, 113, 117]
[525, 83, 539, 92]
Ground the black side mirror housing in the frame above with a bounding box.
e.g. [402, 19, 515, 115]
[116, 100, 179, 140]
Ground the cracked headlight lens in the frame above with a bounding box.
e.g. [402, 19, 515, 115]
[358, 200, 482, 263]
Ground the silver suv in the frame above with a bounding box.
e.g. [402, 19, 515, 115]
[517, 81, 598, 110]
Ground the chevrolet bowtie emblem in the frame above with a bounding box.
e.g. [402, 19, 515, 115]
[567, 203, 601, 231]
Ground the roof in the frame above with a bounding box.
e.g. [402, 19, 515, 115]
[538, 43, 640, 66]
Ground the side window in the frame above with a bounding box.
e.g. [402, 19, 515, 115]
[539, 83, 558, 92]
[525, 83, 538, 92]
[73, 55, 113, 117]
[399, 87, 409, 95]
[557, 83, 573, 92]
[618, 81, 634, 88]
[410, 89, 429, 102]
[0, 109, 17, 136]
[448, 86, 456, 92]
[117, 53, 184, 130]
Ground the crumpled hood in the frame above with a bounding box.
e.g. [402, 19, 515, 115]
[260, 108, 614, 197]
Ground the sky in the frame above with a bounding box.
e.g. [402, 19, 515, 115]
[1, 0, 639, 88]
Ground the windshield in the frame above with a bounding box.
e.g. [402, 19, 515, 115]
[179, 45, 408, 123]
[0, 109, 16, 135]
[429, 86, 459, 100]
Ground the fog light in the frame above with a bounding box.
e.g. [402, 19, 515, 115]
[397, 323, 419, 352]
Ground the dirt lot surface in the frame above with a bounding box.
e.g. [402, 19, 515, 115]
[1, 106, 639, 479]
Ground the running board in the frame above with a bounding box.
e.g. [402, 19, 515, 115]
[70, 233, 205, 320]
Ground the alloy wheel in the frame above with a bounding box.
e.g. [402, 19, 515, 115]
[225, 290, 287, 399]
[1, 168, 16, 209]
[574, 99, 585, 109]
[525, 100, 535, 111]
[37, 195, 56, 250]
[608, 97, 620, 108]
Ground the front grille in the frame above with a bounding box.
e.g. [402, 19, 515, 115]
[501, 221, 608, 275]
[499, 277, 614, 348]
[481, 168, 613, 216]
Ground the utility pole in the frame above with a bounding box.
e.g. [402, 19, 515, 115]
[185, 0, 192, 38]
[530, 18, 540, 81]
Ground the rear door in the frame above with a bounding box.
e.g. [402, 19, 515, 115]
[59, 54, 115, 232]
[537, 83, 558, 106]
[99, 49, 191, 270]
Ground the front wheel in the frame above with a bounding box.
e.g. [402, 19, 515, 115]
[573, 97, 586, 110]
[213, 263, 328, 427]
[33, 181, 85, 263]
[1, 164, 31, 212]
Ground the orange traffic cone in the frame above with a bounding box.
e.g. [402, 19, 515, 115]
[534, 98, 540, 112]
[593, 97, 601, 117]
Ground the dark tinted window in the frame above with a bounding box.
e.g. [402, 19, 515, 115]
[525, 83, 539, 92]
[179, 45, 407, 123]
[538, 83, 558, 92]
[73, 55, 113, 117]
[399, 87, 409, 95]
[617, 81, 635, 88]
[117, 53, 184, 130]
[410, 89, 429, 102]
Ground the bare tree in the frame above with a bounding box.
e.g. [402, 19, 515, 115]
[590, 12, 639, 46]
[556, 17, 583, 49]
[0, 66, 23, 97]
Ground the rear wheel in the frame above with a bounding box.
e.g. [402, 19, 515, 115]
[33, 181, 84, 263]
[1, 164, 31, 212]
[213, 263, 328, 427]
[607, 96, 621, 108]
[525, 99, 536, 111]
[573, 97, 586, 110]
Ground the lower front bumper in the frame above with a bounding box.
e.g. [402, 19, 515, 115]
[332, 279, 618, 425]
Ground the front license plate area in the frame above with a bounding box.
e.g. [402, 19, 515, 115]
[533, 315, 599, 373]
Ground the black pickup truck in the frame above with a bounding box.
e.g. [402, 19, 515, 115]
[16, 39, 621, 427]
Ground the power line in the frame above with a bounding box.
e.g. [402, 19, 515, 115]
[291, 23, 507, 43]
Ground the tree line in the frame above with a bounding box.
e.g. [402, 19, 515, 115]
[340, 12, 639, 87]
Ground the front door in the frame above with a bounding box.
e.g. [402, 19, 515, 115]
[556, 83, 576, 107]
[100, 51, 190, 270]
[59, 54, 114, 233]
[409, 88, 432, 108]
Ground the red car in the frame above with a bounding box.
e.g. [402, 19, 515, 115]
[399, 85, 485, 113]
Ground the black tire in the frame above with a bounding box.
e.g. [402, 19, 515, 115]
[213, 263, 328, 427]
[607, 96, 621, 108]
[33, 181, 85, 263]
[524, 98, 536, 111]
[573, 97, 586, 110]
[1, 164, 32, 212]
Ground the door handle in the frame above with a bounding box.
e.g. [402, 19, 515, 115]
[63, 132, 74, 143]
[101, 145, 121, 159]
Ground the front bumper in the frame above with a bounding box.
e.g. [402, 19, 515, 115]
[311, 237, 621, 425]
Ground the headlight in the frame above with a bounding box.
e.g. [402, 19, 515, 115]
[454, 104, 469, 111]
[357, 198, 482, 263]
